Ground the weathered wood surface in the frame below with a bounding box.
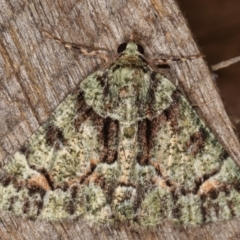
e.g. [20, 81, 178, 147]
[0, 0, 240, 239]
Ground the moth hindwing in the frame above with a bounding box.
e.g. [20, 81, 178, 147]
[1, 41, 240, 227]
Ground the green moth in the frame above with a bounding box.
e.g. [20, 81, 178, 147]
[1, 38, 240, 227]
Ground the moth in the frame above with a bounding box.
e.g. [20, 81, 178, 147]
[1, 34, 240, 227]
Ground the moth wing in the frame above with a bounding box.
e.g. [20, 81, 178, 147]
[0, 74, 117, 222]
[138, 85, 240, 225]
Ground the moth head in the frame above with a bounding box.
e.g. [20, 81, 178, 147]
[118, 42, 144, 56]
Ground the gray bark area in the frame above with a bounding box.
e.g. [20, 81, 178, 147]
[0, 0, 240, 239]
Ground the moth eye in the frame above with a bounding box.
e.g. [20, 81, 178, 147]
[137, 45, 144, 54]
[117, 42, 144, 54]
[117, 43, 128, 53]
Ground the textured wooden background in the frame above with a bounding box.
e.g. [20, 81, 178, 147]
[0, 0, 240, 239]
[179, 0, 240, 137]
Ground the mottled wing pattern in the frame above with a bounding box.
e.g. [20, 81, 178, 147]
[1, 43, 240, 227]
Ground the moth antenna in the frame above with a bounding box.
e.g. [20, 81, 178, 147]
[43, 30, 110, 62]
[150, 53, 204, 66]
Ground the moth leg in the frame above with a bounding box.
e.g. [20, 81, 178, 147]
[43, 30, 110, 62]
[191, 98, 216, 107]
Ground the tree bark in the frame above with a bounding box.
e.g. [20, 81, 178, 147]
[0, 0, 240, 239]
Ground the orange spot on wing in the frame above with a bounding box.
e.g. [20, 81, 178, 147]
[28, 175, 51, 191]
[197, 180, 220, 195]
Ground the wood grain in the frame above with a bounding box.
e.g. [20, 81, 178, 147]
[0, 0, 240, 239]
